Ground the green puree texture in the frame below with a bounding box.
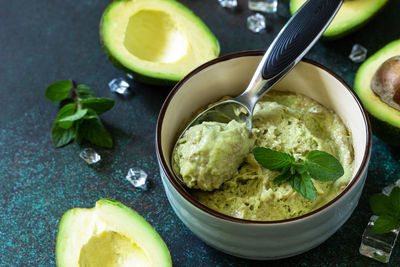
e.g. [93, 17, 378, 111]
[173, 120, 254, 191]
[190, 91, 355, 221]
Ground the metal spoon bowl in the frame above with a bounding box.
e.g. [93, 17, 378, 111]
[173, 0, 343, 184]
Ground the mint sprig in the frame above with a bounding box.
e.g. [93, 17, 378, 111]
[45, 80, 114, 148]
[370, 187, 400, 234]
[253, 147, 344, 201]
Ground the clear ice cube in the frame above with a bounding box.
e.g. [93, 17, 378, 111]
[359, 215, 399, 263]
[248, 0, 278, 13]
[108, 78, 130, 95]
[218, 0, 237, 8]
[247, 13, 266, 33]
[79, 148, 101, 164]
[126, 168, 148, 190]
[349, 44, 368, 63]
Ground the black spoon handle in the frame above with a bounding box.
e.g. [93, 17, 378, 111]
[262, 0, 343, 80]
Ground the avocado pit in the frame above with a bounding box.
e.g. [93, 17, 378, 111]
[371, 56, 400, 110]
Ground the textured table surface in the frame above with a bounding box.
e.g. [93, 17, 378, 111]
[1, 0, 400, 266]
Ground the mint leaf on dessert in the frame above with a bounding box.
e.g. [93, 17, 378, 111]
[78, 98, 115, 115]
[370, 187, 400, 234]
[253, 147, 295, 171]
[253, 147, 344, 201]
[46, 79, 114, 148]
[290, 172, 317, 201]
[46, 80, 72, 102]
[305, 150, 344, 181]
[273, 165, 291, 184]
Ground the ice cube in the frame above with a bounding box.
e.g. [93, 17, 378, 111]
[79, 148, 101, 164]
[126, 168, 148, 190]
[349, 44, 368, 63]
[248, 0, 278, 13]
[247, 13, 266, 33]
[108, 78, 130, 95]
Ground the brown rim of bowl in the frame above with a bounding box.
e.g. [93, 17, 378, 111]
[156, 50, 372, 225]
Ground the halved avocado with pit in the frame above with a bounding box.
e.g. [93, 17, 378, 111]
[290, 0, 389, 40]
[100, 0, 220, 86]
[354, 39, 400, 146]
[56, 199, 172, 266]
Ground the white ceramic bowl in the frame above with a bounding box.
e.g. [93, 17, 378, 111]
[156, 51, 372, 260]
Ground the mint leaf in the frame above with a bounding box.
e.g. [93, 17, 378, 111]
[55, 103, 76, 129]
[74, 120, 83, 144]
[293, 163, 306, 174]
[45, 80, 72, 102]
[57, 108, 87, 129]
[56, 103, 76, 120]
[290, 172, 317, 201]
[273, 165, 291, 184]
[83, 108, 99, 120]
[373, 215, 400, 234]
[305, 150, 344, 181]
[253, 147, 294, 171]
[390, 187, 400, 214]
[370, 193, 394, 217]
[51, 123, 74, 147]
[76, 84, 96, 99]
[80, 118, 112, 148]
[78, 98, 115, 115]
[46, 80, 115, 149]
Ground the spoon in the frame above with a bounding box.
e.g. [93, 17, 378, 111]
[173, 0, 343, 181]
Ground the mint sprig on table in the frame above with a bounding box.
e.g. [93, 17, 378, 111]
[370, 187, 400, 234]
[253, 147, 344, 201]
[45, 80, 114, 148]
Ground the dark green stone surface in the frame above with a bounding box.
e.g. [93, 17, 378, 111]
[1, 0, 399, 266]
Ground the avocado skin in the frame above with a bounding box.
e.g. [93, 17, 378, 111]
[99, 14, 177, 86]
[100, 35, 177, 86]
[354, 39, 400, 147]
[99, 0, 220, 86]
[289, 0, 389, 40]
[56, 198, 172, 267]
[369, 114, 400, 146]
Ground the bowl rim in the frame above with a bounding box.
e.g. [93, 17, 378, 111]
[156, 50, 372, 225]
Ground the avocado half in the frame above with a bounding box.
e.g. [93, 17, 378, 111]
[354, 39, 400, 146]
[100, 0, 220, 86]
[290, 0, 389, 40]
[56, 199, 172, 267]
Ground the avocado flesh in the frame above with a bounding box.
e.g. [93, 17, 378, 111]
[354, 39, 400, 146]
[100, 0, 220, 85]
[56, 199, 172, 267]
[290, 0, 388, 39]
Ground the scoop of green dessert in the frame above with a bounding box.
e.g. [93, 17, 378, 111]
[180, 92, 354, 221]
[173, 120, 254, 191]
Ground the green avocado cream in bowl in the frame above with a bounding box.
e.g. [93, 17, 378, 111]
[156, 53, 372, 259]
[172, 91, 354, 221]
